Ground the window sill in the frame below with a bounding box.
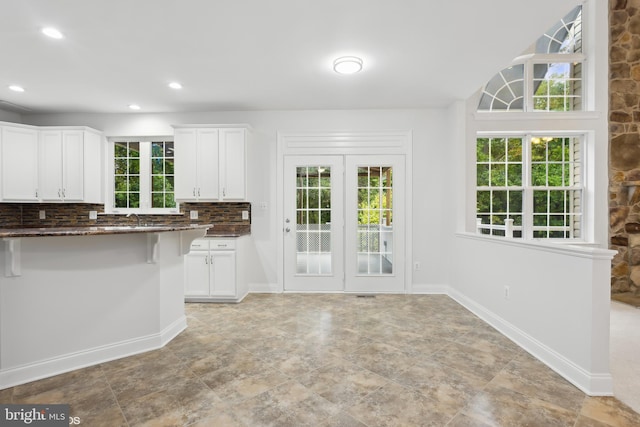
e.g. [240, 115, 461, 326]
[473, 111, 601, 121]
[455, 232, 613, 259]
[102, 210, 184, 216]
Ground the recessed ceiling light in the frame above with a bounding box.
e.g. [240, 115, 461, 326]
[333, 56, 363, 74]
[42, 27, 64, 39]
[128, 104, 141, 110]
[168, 82, 182, 90]
[9, 85, 25, 92]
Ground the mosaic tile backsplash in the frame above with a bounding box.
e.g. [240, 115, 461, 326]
[0, 202, 251, 234]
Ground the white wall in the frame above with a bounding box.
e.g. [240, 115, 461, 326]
[451, 233, 614, 394]
[447, 0, 614, 395]
[24, 108, 455, 290]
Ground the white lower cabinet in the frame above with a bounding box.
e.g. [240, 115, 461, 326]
[184, 237, 249, 302]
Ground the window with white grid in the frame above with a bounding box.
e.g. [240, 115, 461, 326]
[476, 135, 583, 240]
[296, 166, 332, 275]
[478, 5, 584, 112]
[109, 138, 178, 213]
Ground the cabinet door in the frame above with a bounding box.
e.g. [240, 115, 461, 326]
[196, 129, 220, 200]
[39, 130, 64, 200]
[220, 128, 246, 200]
[174, 128, 199, 200]
[1, 126, 39, 201]
[184, 251, 211, 297]
[62, 130, 84, 201]
[83, 131, 103, 204]
[211, 250, 236, 297]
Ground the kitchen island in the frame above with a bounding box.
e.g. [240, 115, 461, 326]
[0, 224, 210, 389]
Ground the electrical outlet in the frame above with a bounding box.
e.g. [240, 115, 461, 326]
[89, 211, 98, 220]
[39, 210, 46, 220]
[504, 285, 510, 300]
[242, 210, 249, 220]
[414, 262, 421, 270]
[190, 210, 198, 220]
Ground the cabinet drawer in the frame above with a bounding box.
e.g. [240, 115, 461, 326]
[210, 239, 235, 250]
[190, 239, 210, 251]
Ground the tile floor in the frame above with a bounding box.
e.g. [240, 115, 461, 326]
[2, 294, 640, 426]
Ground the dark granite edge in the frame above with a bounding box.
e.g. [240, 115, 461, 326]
[0, 224, 212, 238]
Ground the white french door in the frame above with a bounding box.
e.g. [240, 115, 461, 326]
[345, 155, 405, 292]
[283, 154, 405, 293]
[284, 156, 344, 291]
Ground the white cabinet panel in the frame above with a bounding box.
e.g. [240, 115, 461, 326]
[83, 131, 103, 204]
[40, 130, 85, 201]
[196, 129, 220, 200]
[62, 130, 84, 201]
[184, 237, 248, 303]
[220, 128, 246, 200]
[1, 126, 39, 201]
[174, 125, 247, 202]
[174, 128, 198, 200]
[1, 123, 102, 203]
[184, 251, 211, 297]
[211, 251, 236, 297]
[39, 130, 64, 200]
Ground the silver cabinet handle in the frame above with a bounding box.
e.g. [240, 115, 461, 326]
[58, 189, 61, 198]
[285, 227, 291, 232]
[193, 188, 196, 196]
[198, 188, 200, 197]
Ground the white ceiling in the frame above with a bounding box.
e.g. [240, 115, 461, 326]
[0, 0, 580, 114]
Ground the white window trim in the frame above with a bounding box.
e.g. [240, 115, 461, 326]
[105, 137, 180, 215]
[475, 131, 588, 242]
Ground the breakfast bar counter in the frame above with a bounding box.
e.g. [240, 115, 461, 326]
[0, 225, 210, 389]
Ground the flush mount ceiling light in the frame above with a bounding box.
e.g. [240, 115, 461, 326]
[168, 82, 183, 90]
[333, 56, 363, 74]
[9, 85, 25, 92]
[41, 27, 64, 39]
[128, 104, 141, 110]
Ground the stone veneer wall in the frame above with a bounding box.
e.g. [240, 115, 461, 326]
[0, 202, 251, 234]
[610, 0, 640, 294]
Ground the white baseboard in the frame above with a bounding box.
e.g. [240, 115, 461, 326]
[249, 282, 281, 293]
[410, 283, 450, 294]
[0, 315, 187, 390]
[447, 288, 613, 396]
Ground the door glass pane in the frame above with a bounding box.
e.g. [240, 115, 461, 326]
[357, 166, 393, 275]
[296, 166, 332, 275]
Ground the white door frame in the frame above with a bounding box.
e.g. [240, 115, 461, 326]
[276, 131, 413, 293]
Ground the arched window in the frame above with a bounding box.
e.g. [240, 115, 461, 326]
[478, 5, 583, 112]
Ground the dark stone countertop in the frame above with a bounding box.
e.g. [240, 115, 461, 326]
[0, 224, 212, 238]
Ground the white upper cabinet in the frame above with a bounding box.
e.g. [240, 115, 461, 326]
[0, 122, 103, 203]
[174, 128, 220, 201]
[174, 125, 248, 202]
[39, 128, 103, 203]
[220, 128, 247, 200]
[1, 125, 39, 201]
[39, 130, 84, 201]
